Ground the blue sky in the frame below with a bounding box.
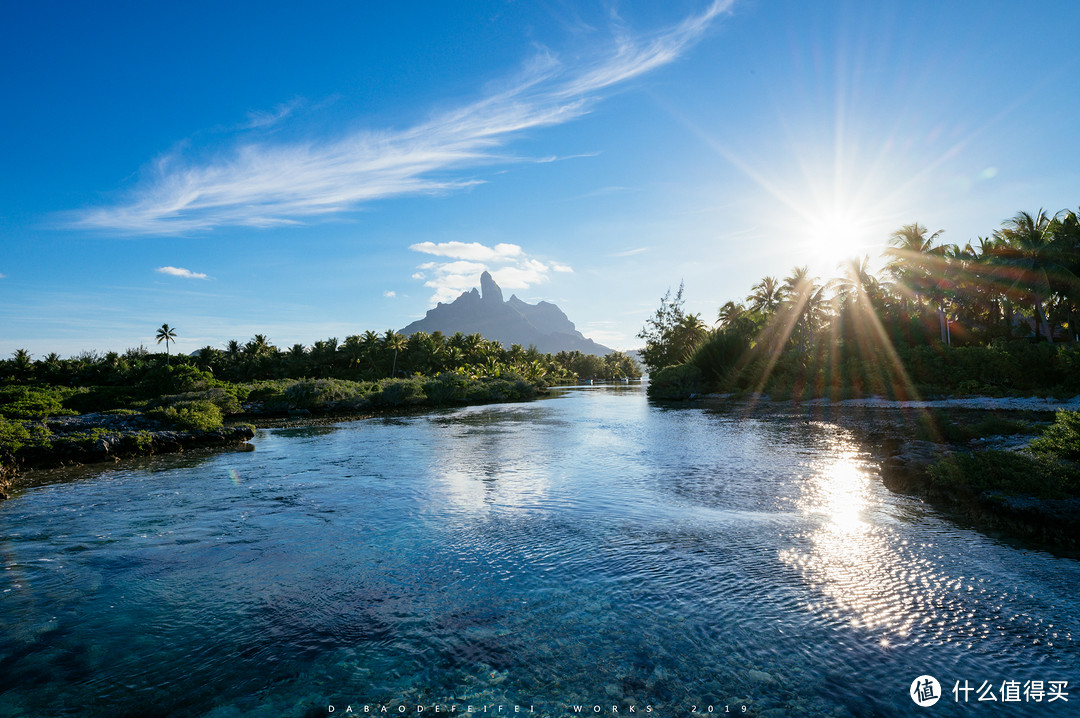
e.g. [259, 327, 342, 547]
[2, 0, 1078, 356]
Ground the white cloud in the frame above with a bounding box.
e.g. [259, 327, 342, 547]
[156, 266, 208, 279]
[408, 241, 523, 262]
[0, 272, 6, 279]
[383, 290, 396, 298]
[410, 241, 573, 304]
[72, 2, 730, 235]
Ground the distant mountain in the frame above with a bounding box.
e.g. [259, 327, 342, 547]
[401, 272, 613, 355]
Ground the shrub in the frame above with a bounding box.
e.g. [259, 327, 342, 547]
[62, 386, 139, 414]
[928, 450, 1080, 500]
[148, 400, 223, 431]
[647, 363, 705, 400]
[0, 417, 50, 456]
[281, 378, 372, 410]
[139, 364, 214, 396]
[424, 372, 470, 404]
[1029, 410, 1080, 460]
[0, 385, 75, 419]
[689, 328, 752, 388]
[373, 378, 427, 407]
[157, 387, 241, 414]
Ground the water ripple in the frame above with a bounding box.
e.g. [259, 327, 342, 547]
[2, 388, 1079, 717]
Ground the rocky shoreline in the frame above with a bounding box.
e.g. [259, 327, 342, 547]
[880, 438, 1080, 550]
[0, 411, 255, 498]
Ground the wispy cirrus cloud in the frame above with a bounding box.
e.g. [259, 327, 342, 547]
[410, 241, 573, 304]
[156, 266, 208, 279]
[240, 99, 304, 131]
[72, 1, 730, 235]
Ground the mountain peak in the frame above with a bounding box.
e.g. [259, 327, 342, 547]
[402, 272, 612, 355]
[480, 271, 503, 303]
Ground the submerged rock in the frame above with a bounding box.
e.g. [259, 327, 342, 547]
[746, 669, 775, 684]
[879, 440, 950, 492]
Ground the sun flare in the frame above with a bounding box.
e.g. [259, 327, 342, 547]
[806, 209, 873, 267]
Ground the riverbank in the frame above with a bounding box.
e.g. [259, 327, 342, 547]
[0, 377, 550, 498]
[0, 411, 256, 498]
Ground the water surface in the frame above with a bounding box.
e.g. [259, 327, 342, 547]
[1, 386, 1077, 716]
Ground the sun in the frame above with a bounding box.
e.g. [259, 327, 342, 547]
[806, 208, 873, 268]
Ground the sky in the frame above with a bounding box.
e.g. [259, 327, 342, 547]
[2, 0, 1079, 357]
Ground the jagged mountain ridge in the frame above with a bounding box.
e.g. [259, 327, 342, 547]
[401, 272, 613, 355]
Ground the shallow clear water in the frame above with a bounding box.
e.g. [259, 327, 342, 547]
[1, 386, 1078, 717]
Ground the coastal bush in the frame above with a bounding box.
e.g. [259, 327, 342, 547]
[148, 400, 223, 431]
[928, 450, 1080, 500]
[62, 386, 139, 414]
[690, 328, 752, 388]
[283, 378, 370, 410]
[424, 372, 470, 404]
[464, 375, 536, 403]
[647, 364, 704, 400]
[0, 385, 75, 419]
[156, 387, 241, 414]
[0, 417, 51, 456]
[139, 364, 215, 396]
[372, 378, 427, 407]
[1029, 410, 1080, 460]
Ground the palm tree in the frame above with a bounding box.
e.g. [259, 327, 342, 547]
[384, 331, 408, 377]
[885, 223, 946, 310]
[995, 209, 1071, 342]
[245, 334, 272, 356]
[11, 348, 33, 380]
[717, 300, 746, 328]
[781, 267, 827, 353]
[156, 324, 177, 365]
[747, 276, 783, 315]
[673, 313, 708, 361]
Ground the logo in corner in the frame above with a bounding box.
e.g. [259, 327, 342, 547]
[910, 675, 941, 707]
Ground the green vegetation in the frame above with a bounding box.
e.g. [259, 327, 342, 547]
[928, 450, 1080, 500]
[924, 410, 1080, 501]
[913, 410, 1041, 444]
[0, 385, 77, 419]
[147, 400, 224, 431]
[0, 416, 50, 455]
[637, 282, 708, 373]
[642, 206, 1080, 399]
[0, 328, 640, 475]
[1029, 409, 1080, 460]
[647, 364, 705, 400]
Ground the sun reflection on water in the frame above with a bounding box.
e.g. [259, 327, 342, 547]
[781, 440, 923, 642]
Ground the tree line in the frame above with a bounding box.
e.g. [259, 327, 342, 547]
[3, 329, 641, 389]
[640, 207, 1080, 398]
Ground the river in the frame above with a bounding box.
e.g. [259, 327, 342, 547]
[1, 385, 1077, 717]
